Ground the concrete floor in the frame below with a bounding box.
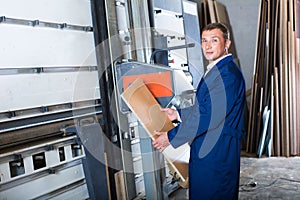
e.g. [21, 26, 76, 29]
[169, 153, 300, 199]
[239, 155, 300, 199]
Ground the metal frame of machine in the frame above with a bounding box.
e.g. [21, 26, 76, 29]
[0, 0, 204, 199]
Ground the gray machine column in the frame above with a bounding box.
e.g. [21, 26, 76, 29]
[139, 127, 168, 200]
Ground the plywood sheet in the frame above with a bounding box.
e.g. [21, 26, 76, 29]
[214, 1, 238, 58]
[274, 67, 281, 156]
[214, 1, 229, 23]
[114, 170, 126, 200]
[121, 78, 189, 182]
[207, 0, 216, 23]
[121, 78, 174, 137]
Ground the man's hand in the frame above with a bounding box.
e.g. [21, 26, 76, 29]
[161, 107, 178, 121]
[152, 131, 170, 152]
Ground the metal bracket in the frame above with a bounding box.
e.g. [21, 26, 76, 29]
[31, 20, 39, 26]
[0, 16, 93, 32]
[61, 125, 78, 136]
[0, 16, 6, 23]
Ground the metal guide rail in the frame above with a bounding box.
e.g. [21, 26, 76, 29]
[0, 16, 93, 32]
[0, 99, 102, 135]
[0, 66, 98, 75]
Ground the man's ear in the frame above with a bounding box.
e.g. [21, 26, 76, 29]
[225, 39, 231, 49]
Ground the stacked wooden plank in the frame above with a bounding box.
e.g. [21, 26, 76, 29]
[247, 0, 300, 157]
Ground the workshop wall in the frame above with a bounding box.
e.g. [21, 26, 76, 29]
[216, 0, 260, 92]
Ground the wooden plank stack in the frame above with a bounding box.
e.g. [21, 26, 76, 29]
[247, 0, 300, 157]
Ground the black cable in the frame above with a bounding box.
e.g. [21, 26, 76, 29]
[239, 177, 300, 192]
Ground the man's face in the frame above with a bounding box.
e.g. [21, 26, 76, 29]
[201, 28, 230, 63]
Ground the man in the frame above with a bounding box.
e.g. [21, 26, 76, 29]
[152, 23, 246, 199]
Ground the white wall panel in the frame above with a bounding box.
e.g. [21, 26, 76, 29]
[0, 24, 97, 68]
[154, 10, 187, 69]
[154, 10, 184, 35]
[0, 71, 100, 112]
[0, 0, 92, 26]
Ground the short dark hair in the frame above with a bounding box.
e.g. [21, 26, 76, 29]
[202, 23, 230, 40]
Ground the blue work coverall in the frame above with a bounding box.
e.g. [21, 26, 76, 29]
[168, 55, 245, 199]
